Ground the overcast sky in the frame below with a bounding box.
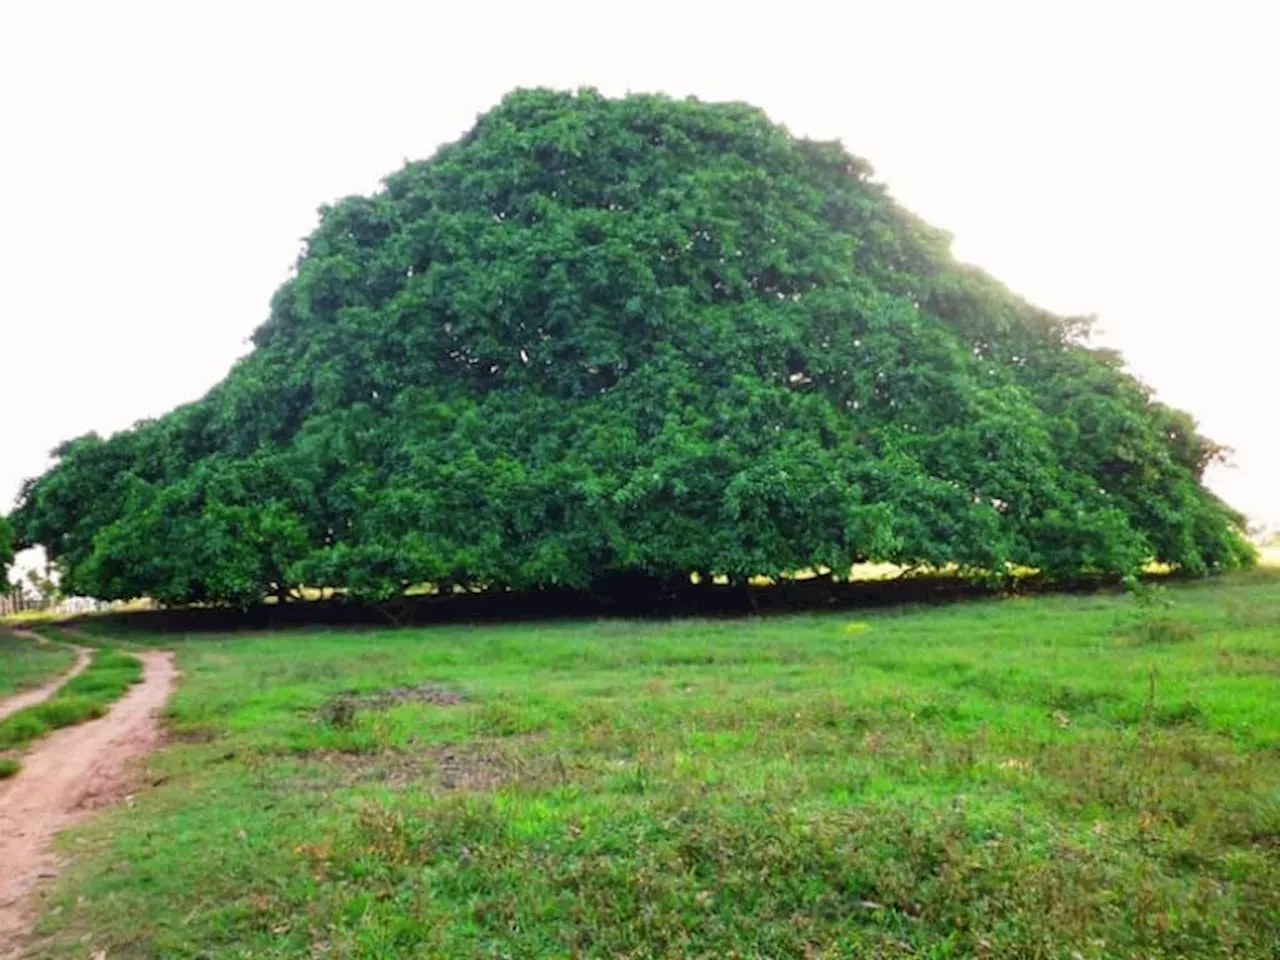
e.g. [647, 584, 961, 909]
[2, 1, 1277, 551]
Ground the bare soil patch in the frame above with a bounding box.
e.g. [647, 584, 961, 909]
[318, 683, 464, 729]
[299, 734, 556, 795]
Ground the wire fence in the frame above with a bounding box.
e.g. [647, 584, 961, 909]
[0, 590, 123, 617]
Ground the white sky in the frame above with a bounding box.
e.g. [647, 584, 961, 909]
[2, 0, 1277, 555]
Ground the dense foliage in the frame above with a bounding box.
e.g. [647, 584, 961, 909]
[13, 89, 1253, 604]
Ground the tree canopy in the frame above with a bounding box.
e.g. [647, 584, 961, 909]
[13, 89, 1254, 605]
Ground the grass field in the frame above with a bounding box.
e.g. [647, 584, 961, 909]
[25, 569, 1280, 958]
[0, 629, 74, 698]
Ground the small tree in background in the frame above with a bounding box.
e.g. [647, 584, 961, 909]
[24, 567, 60, 606]
[0, 515, 14, 589]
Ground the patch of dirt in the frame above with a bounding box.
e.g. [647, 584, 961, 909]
[303, 735, 557, 794]
[346, 683, 465, 708]
[0, 650, 176, 959]
[169, 724, 219, 744]
[428, 744, 510, 791]
[0, 633, 92, 724]
[318, 684, 464, 728]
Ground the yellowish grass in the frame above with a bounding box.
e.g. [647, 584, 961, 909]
[0, 609, 71, 626]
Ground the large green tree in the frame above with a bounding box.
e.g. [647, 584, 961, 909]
[13, 89, 1254, 604]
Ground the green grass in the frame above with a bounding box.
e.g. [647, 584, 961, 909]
[0, 628, 75, 697]
[37, 623, 130, 651]
[0, 647, 144, 754]
[29, 570, 1280, 959]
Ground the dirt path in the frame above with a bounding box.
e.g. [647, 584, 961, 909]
[0, 633, 92, 723]
[0, 650, 176, 958]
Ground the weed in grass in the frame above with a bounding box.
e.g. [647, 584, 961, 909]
[0, 757, 20, 778]
[1116, 578, 1192, 647]
[1114, 579, 1200, 647]
[317, 695, 357, 730]
[1122, 616, 1200, 646]
[318, 682, 464, 730]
